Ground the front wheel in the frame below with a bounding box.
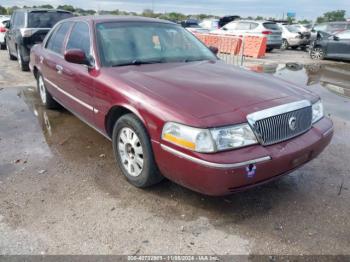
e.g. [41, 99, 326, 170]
[112, 114, 163, 188]
[310, 47, 325, 60]
[281, 39, 289, 50]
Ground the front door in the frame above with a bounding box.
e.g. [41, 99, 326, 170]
[59, 21, 96, 124]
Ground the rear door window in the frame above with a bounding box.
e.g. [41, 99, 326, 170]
[236, 22, 251, 30]
[46, 22, 71, 54]
[28, 11, 73, 28]
[263, 23, 280, 30]
[66, 22, 91, 55]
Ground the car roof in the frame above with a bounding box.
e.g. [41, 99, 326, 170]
[15, 8, 72, 13]
[230, 19, 273, 24]
[61, 15, 175, 25]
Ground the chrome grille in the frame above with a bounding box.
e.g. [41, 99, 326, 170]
[247, 100, 313, 146]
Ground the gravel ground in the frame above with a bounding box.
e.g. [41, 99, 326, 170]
[0, 49, 349, 256]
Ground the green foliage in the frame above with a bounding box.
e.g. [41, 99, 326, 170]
[6, 6, 19, 15]
[255, 16, 264, 21]
[57, 5, 75, 13]
[316, 10, 346, 23]
[0, 5, 7, 15]
[298, 19, 311, 24]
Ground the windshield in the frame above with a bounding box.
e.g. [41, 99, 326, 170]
[96, 22, 217, 67]
[28, 11, 73, 28]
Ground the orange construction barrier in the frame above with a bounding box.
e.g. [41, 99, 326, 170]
[243, 36, 267, 58]
[193, 33, 266, 58]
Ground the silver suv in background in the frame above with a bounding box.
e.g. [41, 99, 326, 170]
[211, 20, 282, 51]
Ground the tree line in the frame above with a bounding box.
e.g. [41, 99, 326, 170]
[0, 4, 347, 25]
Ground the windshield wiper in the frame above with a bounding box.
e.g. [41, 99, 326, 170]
[112, 59, 164, 67]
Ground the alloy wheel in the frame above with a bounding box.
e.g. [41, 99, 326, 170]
[281, 39, 288, 50]
[118, 127, 144, 177]
[38, 76, 47, 105]
[310, 48, 324, 60]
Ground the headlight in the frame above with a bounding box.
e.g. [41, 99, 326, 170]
[162, 122, 258, 153]
[210, 123, 258, 151]
[162, 122, 215, 153]
[312, 100, 324, 123]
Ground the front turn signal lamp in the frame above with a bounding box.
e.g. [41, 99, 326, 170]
[162, 122, 258, 153]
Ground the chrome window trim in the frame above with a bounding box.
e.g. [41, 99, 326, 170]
[246, 100, 312, 127]
[161, 144, 271, 169]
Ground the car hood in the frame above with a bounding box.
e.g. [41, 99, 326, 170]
[104, 61, 317, 119]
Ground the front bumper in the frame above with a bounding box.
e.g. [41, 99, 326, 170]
[153, 117, 333, 196]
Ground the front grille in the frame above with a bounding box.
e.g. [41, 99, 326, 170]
[252, 106, 312, 146]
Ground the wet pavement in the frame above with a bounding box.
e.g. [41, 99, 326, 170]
[0, 50, 349, 255]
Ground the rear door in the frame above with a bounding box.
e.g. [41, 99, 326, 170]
[41, 22, 72, 103]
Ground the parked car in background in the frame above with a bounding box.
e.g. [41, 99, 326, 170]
[310, 30, 350, 61]
[180, 19, 209, 34]
[279, 24, 310, 50]
[313, 22, 350, 34]
[29, 16, 333, 196]
[0, 16, 10, 50]
[5, 8, 73, 71]
[211, 20, 282, 51]
[199, 19, 219, 30]
[218, 15, 240, 28]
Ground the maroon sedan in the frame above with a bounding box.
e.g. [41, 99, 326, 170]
[29, 16, 333, 196]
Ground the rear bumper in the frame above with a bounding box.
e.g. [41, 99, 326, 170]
[266, 43, 282, 49]
[288, 38, 310, 46]
[153, 117, 333, 196]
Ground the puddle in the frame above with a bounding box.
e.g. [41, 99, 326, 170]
[248, 63, 350, 99]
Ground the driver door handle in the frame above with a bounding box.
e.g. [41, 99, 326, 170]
[56, 64, 63, 74]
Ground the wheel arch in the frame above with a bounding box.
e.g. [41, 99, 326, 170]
[105, 104, 147, 138]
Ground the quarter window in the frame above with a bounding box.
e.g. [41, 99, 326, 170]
[46, 22, 71, 54]
[66, 22, 91, 55]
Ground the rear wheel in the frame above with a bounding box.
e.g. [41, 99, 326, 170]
[112, 114, 163, 188]
[17, 47, 29, 71]
[6, 42, 16, 60]
[310, 47, 325, 60]
[37, 73, 59, 109]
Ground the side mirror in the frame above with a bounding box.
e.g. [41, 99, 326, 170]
[333, 35, 339, 41]
[209, 46, 219, 55]
[4, 21, 10, 29]
[64, 49, 90, 65]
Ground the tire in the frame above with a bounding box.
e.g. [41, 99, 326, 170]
[266, 48, 273, 52]
[6, 42, 16, 60]
[112, 114, 163, 188]
[310, 47, 325, 60]
[37, 73, 59, 109]
[0, 43, 6, 50]
[17, 46, 29, 71]
[281, 39, 289, 50]
[291, 46, 298, 50]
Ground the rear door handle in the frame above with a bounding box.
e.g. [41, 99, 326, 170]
[56, 64, 63, 74]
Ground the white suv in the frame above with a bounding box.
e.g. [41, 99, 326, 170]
[211, 20, 282, 51]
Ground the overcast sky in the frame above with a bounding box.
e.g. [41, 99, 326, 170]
[1, 0, 350, 19]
